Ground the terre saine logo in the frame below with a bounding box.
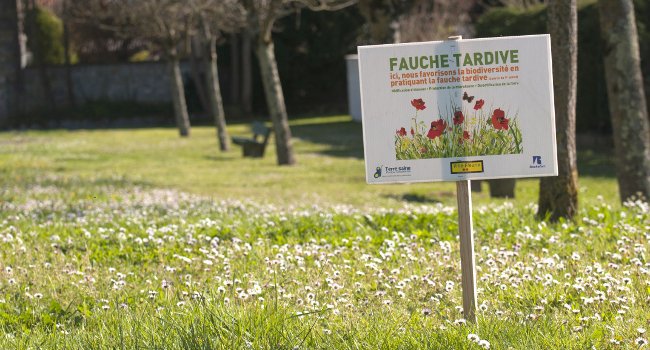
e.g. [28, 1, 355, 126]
[374, 166, 382, 178]
[374, 165, 412, 178]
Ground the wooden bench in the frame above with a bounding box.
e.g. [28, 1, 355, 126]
[231, 121, 272, 158]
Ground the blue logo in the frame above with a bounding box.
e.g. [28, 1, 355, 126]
[530, 156, 545, 168]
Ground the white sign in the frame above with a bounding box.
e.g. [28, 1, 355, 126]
[359, 35, 558, 184]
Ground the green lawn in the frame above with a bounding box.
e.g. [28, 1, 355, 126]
[1, 115, 646, 349]
[0, 115, 620, 207]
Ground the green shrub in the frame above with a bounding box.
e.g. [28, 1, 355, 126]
[25, 6, 65, 65]
[476, 0, 650, 133]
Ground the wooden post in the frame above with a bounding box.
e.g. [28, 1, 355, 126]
[456, 180, 477, 323]
[448, 35, 478, 323]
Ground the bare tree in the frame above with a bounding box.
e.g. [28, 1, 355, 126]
[191, 0, 245, 151]
[538, 0, 579, 221]
[240, 0, 356, 165]
[241, 29, 253, 115]
[128, 1, 194, 137]
[71, 0, 193, 137]
[230, 33, 241, 106]
[598, 0, 650, 202]
[187, 37, 210, 117]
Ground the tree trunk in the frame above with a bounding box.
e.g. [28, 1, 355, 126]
[230, 33, 240, 105]
[538, 0, 579, 221]
[189, 37, 209, 114]
[168, 53, 191, 137]
[204, 37, 230, 151]
[598, 0, 650, 201]
[255, 39, 295, 165]
[241, 30, 253, 115]
[489, 179, 516, 198]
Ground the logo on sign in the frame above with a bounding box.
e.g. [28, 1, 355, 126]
[530, 156, 545, 168]
[450, 160, 484, 174]
[374, 165, 412, 178]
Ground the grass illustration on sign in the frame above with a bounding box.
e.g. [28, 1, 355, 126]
[394, 94, 523, 160]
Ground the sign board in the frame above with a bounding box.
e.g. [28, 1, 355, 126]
[359, 35, 558, 184]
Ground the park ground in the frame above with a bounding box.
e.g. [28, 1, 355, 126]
[0, 115, 648, 349]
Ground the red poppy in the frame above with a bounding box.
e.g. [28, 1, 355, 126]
[396, 127, 407, 136]
[411, 98, 426, 111]
[459, 131, 470, 144]
[410, 127, 415, 136]
[491, 108, 509, 130]
[453, 111, 464, 125]
[473, 99, 484, 110]
[427, 119, 447, 139]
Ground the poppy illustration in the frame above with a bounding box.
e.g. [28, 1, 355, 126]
[453, 111, 464, 125]
[459, 131, 470, 144]
[427, 119, 447, 139]
[491, 108, 509, 130]
[411, 98, 426, 111]
[394, 97, 522, 160]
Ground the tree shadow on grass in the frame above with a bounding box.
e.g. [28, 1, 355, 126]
[290, 119, 365, 159]
[384, 191, 453, 204]
[203, 155, 241, 162]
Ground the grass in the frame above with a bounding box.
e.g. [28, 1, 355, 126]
[0, 115, 620, 207]
[0, 115, 645, 349]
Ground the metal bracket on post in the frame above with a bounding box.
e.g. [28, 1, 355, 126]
[448, 35, 478, 324]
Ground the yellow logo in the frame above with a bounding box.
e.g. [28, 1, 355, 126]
[450, 161, 484, 174]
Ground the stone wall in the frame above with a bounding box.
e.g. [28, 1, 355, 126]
[22, 62, 186, 110]
[0, 1, 198, 120]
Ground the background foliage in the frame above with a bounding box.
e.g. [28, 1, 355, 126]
[475, 0, 650, 133]
[15, 1, 650, 130]
[25, 6, 66, 66]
